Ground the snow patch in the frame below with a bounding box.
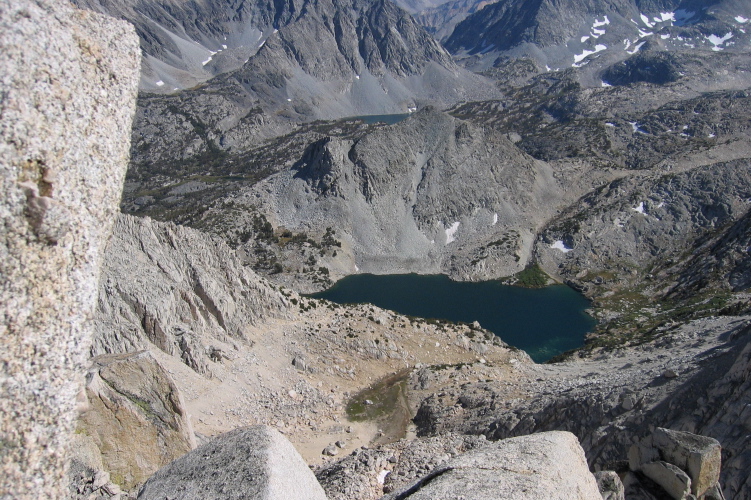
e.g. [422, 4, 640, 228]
[202, 56, 212, 66]
[551, 240, 572, 253]
[706, 33, 733, 51]
[573, 44, 607, 65]
[258, 40, 266, 48]
[355, 75, 360, 79]
[601, 81, 612, 87]
[493, 213, 498, 225]
[155, 80, 164, 87]
[638, 29, 654, 38]
[629, 122, 647, 134]
[627, 41, 646, 55]
[659, 12, 675, 22]
[581, 36, 591, 43]
[445, 222, 460, 244]
[632, 202, 646, 214]
[736, 16, 749, 23]
[408, 107, 417, 113]
[222, 44, 228, 49]
[605, 122, 615, 127]
[661, 33, 671, 39]
[640, 14, 654, 28]
[377, 470, 390, 485]
[593, 16, 610, 28]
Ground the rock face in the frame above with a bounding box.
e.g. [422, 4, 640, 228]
[629, 427, 722, 499]
[445, 0, 751, 74]
[382, 431, 602, 500]
[93, 214, 288, 374]
[0, 1, 139, 497]
[75, 351, 196, 491]
[177, 105, 606, 290]
[76, 0, 500, 164]
[137, 426, 328, 500]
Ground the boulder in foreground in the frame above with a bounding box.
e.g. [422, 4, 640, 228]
[382, 431, 602, 500]
[138, 426, 327, 500]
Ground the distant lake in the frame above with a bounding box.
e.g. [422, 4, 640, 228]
[350, 113, 412, 125]
[309, 274, 596, 363]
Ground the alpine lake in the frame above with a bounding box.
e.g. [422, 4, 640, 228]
[309, 273, 596, 363]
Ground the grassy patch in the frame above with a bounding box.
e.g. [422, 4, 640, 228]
[512, 263, 551, 287]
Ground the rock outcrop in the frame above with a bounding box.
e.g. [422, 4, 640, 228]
[93, 214, 288, 374]
[409, 314, 751, 498]
[74, 351, 196, 492]
[0, 0, 139, 496]
[137, 426, 328, 500]
[382, 431, 602, 500]
[627, 427, 723, 499]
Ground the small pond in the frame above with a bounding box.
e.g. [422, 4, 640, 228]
[309, 273, 596, 362]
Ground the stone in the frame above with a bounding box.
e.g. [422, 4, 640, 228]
[621, 395, 636, 411]
[382, 431, 602, 499]
[594, 471, 625, 500]
[663, 369, 678, 379]
[628, 441, 659, 472]
[76, 351, 196, 491]
[652, 428, 721, 497]
[138, 426, 327, 500]
[0, 0, 139, 496]
[641, 461, 692, 500]
[323, 444, 340, 456]
[703, 483, 725, 500]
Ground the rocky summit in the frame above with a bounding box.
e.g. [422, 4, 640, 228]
[3, 0, 751, 499]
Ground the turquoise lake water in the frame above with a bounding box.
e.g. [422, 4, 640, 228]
[309, 274, 596, 362]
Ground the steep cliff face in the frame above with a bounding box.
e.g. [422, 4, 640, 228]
[94, 214, 289, 374]
[0, 0, 140, 496]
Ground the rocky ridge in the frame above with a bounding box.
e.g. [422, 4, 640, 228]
[446, 0, 751, 76]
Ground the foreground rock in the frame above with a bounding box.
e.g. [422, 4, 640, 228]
[73, 352, 196, 492]
[629, 427, 722, 499]
[382, 431, 601, 500]
[138, 426, 327, 500]
[409, 314, 751, 499]
[0, 0, 139, 496]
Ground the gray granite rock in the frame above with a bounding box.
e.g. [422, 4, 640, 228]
[0, 0, 139, 496]
[594, 471, 625, 500]
[138, 426, 327, 500]
[641, 461, 692, 500]
[652, 427, 721, 498]
[382, 431, 601, 500]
